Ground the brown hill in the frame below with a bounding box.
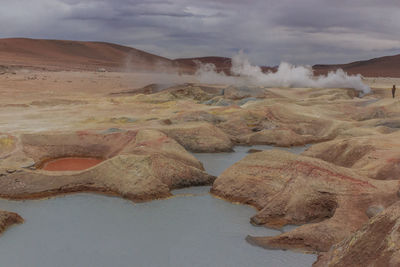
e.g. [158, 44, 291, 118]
[0, 38, 271, 74]
[313, 54, 400, 77]
[1, 38, 399, 77]
[0, 38, 184, 72]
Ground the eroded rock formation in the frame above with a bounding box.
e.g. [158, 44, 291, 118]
[212, 150, 400, 252]
[157, 122, 233, 152]
[0, 129, 214, 202]
[314, 201, 400, 267]
[303, 132, 400, 180]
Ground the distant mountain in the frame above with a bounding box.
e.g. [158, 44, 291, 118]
[0, 38, 183, 72]
[313, 54, 400, 78]
[0, 38, 399, 77]
[177, 54, 400, 78]
[177, 54, 400, 77]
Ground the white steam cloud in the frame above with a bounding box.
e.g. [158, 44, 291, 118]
[195, 51, 371, 95]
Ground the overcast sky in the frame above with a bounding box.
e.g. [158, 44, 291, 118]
[1, 0, 400, 65]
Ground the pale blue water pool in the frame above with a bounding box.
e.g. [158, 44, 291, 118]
[0, 145, 316, 267]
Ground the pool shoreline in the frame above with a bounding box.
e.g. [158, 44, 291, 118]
[0, 145, 316, 267]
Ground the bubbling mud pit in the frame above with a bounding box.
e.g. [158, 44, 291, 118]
[0, 131, 316, 267]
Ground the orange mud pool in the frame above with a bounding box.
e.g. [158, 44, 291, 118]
[41, 157, 104, 171]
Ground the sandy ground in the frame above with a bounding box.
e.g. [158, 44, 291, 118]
[0, 70, 199, 133]
[1, 69, 399, 134]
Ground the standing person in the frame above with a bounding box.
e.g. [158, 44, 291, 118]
[392, 85, 396, 98]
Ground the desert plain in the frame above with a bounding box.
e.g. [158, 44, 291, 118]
[1, 39, 400, 266]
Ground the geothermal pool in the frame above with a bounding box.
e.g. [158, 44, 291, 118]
[0, 145, 316, 267]
[194, 145, 309, 176]
[41, 157, 104, 171]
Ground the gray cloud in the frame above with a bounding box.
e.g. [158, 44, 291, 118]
[0, 0, 399, 65]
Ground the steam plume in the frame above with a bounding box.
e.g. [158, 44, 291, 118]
[196, 51, 371, 95]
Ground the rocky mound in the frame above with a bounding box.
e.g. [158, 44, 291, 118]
[216, 103, 342, 147]
[303, 132, 400, 180]
[212, 150, 400, 252]
[0, 210, 23, 235]
[314, 201, 400, 267]
[0, 129, 214, 202]
[127, 84, 363, 148]
[157, 122, 233, 152]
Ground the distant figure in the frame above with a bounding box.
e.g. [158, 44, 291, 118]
[392, 85, 396, 98]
